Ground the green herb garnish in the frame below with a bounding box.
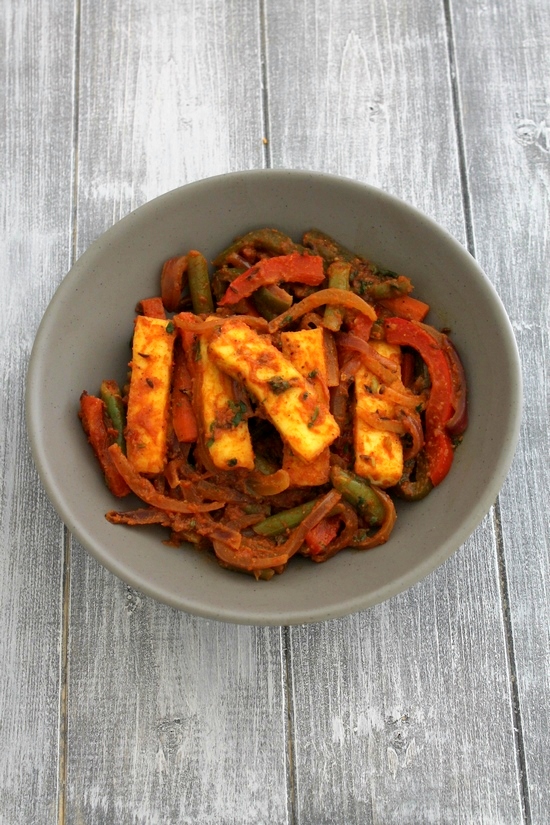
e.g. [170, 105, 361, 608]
[268, 376, 291, 394]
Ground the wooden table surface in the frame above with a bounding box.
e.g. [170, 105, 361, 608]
[2, 0, 549, 822]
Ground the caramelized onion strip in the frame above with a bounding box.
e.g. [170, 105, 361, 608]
[352, 487, 397, 550]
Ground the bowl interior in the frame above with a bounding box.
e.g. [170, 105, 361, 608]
[26, 170, 521, 624]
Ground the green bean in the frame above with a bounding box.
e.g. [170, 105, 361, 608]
[323, 261, 351, 331]
[330, 465, 385, 526]
[187, 250, 214, 314]
[213, 228, 304, 268]
[100, 380, 126, 452]
[363, 275, 412, 300]
[302, 229, 360, 265]
[252, 286, 293, 320]
[210, 264, 246, 301]
[253, 499, 318, 537]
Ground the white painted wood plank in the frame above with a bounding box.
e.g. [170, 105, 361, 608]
[288, 521, 521, 824]
[65, 2, 289, 823]
[0, 1, 76, 823]
[68, 573, 288, 825]
[265, 1, 524, 821]
[450, 0, 550, 821]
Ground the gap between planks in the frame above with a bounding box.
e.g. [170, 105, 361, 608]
[57, 529, 71, 825]
[58, 3, 82, 821]
[443, 1, 531, 821]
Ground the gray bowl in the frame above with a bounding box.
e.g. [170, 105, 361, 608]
[26, 170, 522, 625]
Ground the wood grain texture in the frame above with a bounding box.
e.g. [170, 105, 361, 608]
[0, 1, 75, 823]
[67, 566, 289, 825]
[4, 0, 549, 822]
[265, 0, 466, 241]
[450, 0, 550, 821]
[66, 2, 289, 823]
[265, 0, 524, 821]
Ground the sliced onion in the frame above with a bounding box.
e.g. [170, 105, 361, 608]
[338, 333, 400, 385]
[352, 487, 397, 550]
[311, 501, 359, 562]
[195, 515, 242, 550]
[108, 445, 224, 513]
[244, 469, 290, 497]
[193, 479, 253, 503]
[380, 384, 425, 409]
[442, 338, 468, 435]
[278, 488, 342, 558]
[174, 313, 269, 333]
[268, 288, 376, 333]
[358, 411, 406, 434]
[212, 535, 289, 571]
[400, 411, 424, 461]
[106, 507, 174, 526]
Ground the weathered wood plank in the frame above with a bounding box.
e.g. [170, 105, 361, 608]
[450, 0, 550, 821]
[0, 1, 76, 823]
[66, 2, 290, 823]
[265, 0, 524, 821]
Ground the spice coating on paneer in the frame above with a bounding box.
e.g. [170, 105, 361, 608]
[126, 316, 176, 474]
[196, 334, 255, 471]
[354, 341, 404, 488]
[280, 328, 331, 486]
[208, 319, 340, 462]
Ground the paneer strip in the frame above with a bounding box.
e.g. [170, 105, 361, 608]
[280, 328, 331, 486]
[196, 333, 255, 471]
[354, 342, 404, 487]
[126, 316, 176, 474]
[208, 319, 339, 462]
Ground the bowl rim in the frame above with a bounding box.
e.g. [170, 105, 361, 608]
[26, 169, 523, 624]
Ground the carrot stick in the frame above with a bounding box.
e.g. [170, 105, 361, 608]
[137, 297, 166, 319]
[171, 340, 198, 442]
[377, 295, 430, 322]
[79, 392, 130, 497]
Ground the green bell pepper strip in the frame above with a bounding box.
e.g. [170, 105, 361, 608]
[187, 250, 214, 314]
[330, 465, 386, 527]
[213, 228, 304, 268]
[302, 229, 359, 264]
[252, 285, 293, 320]
[253, 499, 318, 537]
[384, 317, 455, 486]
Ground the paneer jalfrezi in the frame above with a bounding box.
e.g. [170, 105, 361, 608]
[79, 229, 468, 579]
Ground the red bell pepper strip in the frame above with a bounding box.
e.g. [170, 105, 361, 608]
[304, 515, 341, 556]
[384, 317, 455, 486]
[218, 252, 324, 306]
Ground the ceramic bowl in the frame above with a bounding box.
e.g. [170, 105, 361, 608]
[26, 170, 522, 624]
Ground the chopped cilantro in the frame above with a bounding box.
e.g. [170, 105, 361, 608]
[227, 399, 247, 426]
[268, 376, 291, 394]
[307, 406, 320, 428]
[165, 321, 175, 333]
